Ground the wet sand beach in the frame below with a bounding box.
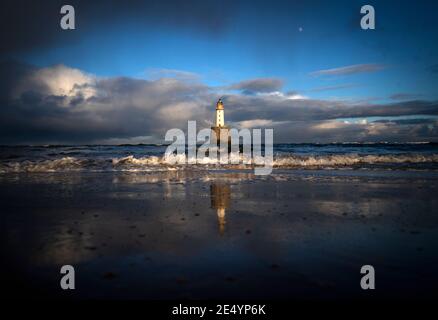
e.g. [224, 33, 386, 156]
[1, 169, 438, 300]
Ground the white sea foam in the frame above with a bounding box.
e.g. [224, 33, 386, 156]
[111, 155, 163, 166]
[272, 154, 438, 167]
[1, 153, 438, 173]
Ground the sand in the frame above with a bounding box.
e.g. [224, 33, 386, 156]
[1, 169, 438, 299]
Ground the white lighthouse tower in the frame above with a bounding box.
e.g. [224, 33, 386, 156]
[215, 98, 225, 127]
[211, 98, 229, 146]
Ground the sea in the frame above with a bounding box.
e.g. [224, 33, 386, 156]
[2, 142, 438, 300]
[1, 142, 438, 173]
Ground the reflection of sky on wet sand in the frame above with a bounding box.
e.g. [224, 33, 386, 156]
[1, 170, 438, 299]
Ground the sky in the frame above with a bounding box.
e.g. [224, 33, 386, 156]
[1, 0, 438, 144]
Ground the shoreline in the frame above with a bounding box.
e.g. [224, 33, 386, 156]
[1, 169, 438, 299]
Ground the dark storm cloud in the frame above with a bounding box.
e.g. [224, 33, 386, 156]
[227, 78, 284, 94]
[310, 64, 386, 77]
[271, 119, 438, 143]
[0, 0, 235, 54]
[0, 61, 213, 144]
[1, 61, 437, 144]
[223, 94, 438, 123]
[390, 93, 422, 101]
[372, 118, 437, 125]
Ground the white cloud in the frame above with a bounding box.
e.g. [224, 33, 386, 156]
[312, 121, 349, 130]
[237, 119, 274, 128]
[15, 64, 96, 100]
[258, 91, 308, 100]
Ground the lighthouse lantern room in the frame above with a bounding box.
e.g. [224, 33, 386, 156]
[215, 99, 225, 127]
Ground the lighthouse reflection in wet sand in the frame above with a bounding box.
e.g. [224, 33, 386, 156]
[210, 183, 231, 235]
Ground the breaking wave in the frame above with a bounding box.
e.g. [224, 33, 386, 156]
[273, 154, 438, 167]
[1, 153, 438, 173]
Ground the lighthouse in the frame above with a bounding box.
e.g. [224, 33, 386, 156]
[215, 98, 225, 127]
[211, 98, 229, 146]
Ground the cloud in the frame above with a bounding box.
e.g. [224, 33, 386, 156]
[145, 68, 200, 81]
[390, 93, 422, 101]
[14, 64, 97, 99]
[227, 78, 284, 94]
[310, 64, 386, 77]
[271, 119, 438, 143]
[0, 61, 212, 144]
[0, 0, 236, 54]
[1, 61, 437, 144]
[257, 91, 308, 100]
[236, 119, 280, 129]
[310, 83, 358, 92]
[311, 120, 351, 130]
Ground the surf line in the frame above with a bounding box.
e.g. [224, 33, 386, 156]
[164, 120, 274, 175]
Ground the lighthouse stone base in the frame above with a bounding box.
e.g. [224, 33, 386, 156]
[211, 126, 231, 148]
